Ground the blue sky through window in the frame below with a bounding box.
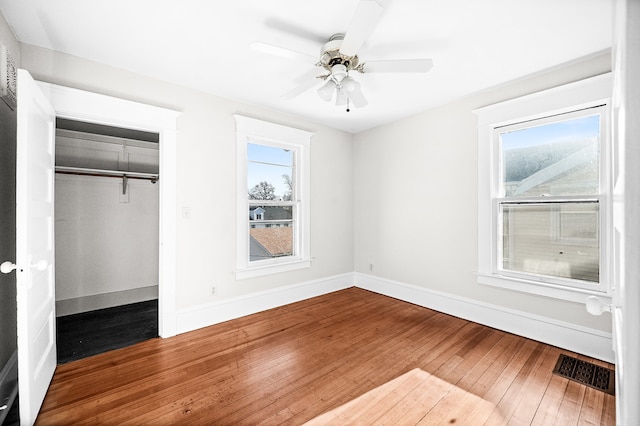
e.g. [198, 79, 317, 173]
[248, 143, 293, 198]
[501, 114, 600, 150]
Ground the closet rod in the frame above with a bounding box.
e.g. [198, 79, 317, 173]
[54, 165, 159, 182]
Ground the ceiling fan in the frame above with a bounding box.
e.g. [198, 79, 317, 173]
[251, 0, 433, 111]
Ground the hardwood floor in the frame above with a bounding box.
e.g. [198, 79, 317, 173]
[36, 287, 615, 425]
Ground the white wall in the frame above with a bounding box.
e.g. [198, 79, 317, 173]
[0, 10, 19, 66]
[20, 43, 355, 312]
[354, 52, 613, 333]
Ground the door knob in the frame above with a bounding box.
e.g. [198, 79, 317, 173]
[0, 261, 17, 274]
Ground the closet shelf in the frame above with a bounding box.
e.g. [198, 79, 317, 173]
[55, 166, 159, 182]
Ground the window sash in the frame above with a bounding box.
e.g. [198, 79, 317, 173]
[248, 202, 298, 263]
[247, 168, 300, 265]
[247, 141, 297, 201]
[495, 106, 605, 200]
[495, 198, 601, 290]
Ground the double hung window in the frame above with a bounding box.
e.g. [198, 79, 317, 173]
[475, 74, 611, 302]
[234, 115, 312, 279]
[497, 109, 603, 287]
[247, 143, 295, 261]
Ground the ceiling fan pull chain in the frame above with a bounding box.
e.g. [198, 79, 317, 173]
[346, 98, 350, 113]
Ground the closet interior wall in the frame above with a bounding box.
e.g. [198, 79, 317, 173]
[55, 124, 160, 316]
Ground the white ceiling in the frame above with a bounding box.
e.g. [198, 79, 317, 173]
[0, 0, 612, 133]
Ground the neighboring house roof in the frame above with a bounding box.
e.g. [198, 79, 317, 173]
[249, 227, 293, 257]
[249, 206, 292, 221]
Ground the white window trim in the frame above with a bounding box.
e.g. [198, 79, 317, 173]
[474, 73, 612, 304]
[234, 115, 312, 279]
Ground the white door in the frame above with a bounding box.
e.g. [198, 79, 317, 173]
[16, 69, 57, 425]
[612, 0, 640, 423]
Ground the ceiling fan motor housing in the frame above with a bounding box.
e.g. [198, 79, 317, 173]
[319, 33, 360, 72]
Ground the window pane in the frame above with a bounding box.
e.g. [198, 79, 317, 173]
[501, 202, 599, 283]
[501, 115, 600, 197]
[249, 205, 294, 261]
[248, 143, 293, 201]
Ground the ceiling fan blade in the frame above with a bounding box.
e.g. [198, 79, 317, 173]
[250, 41, 316, 63]
[281, 67, 324, 100]
[339, 0, 384, 57]
[363, 59, 434, 73]
[264, 18, 327, 45]
[282, 79, 319, 100]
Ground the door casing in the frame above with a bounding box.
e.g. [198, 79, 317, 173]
[37, 81, 180, 337]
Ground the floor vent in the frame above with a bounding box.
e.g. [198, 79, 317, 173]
[552, 354, 615, 395]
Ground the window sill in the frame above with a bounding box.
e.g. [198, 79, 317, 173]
[235, 258, 312, 280]
[476, 272, 611, 305]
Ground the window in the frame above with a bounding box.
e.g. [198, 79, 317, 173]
[234, 115, 312, 279]
[475, 74, 612, 303]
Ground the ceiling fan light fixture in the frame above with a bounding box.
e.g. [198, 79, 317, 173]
[335, 87, 348, 106]
[317, 80, 335, 102]
[331, 64, 348, 81]
[348, 81, 368, 108]
[265, 0, 433, 110]
[342, 76, 357, 92]
[351, 96, 367, 108]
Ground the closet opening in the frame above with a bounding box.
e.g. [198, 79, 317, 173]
[54, 118, 160, 364]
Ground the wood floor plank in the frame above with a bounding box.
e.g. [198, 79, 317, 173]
[483, 342, 547, 424]
[577, 386, 606, 426]
[132, 292, 419, 424]
[379, 373, 451, 424]
[601, 393, 616, 425]
[305, 368, 429, 425]
[531, 373, 570, 426]
[35, 287, 615, 425]
[504, 345, 562, 425]
[554, 380, 587, 426]
[236, 305, 431, 424]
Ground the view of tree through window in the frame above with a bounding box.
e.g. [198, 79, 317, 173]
[247, 143, 295, 261]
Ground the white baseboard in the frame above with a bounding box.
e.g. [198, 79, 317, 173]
[173, 271, 613, 363]
[354, 273, 614, 363]
[175, 273, 354, 334]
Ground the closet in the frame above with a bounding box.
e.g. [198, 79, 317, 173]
[54, 119, 160, 362]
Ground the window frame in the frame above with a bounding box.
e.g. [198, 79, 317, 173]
[474, 73, 612, 304]
[234, 115, 312, 279]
